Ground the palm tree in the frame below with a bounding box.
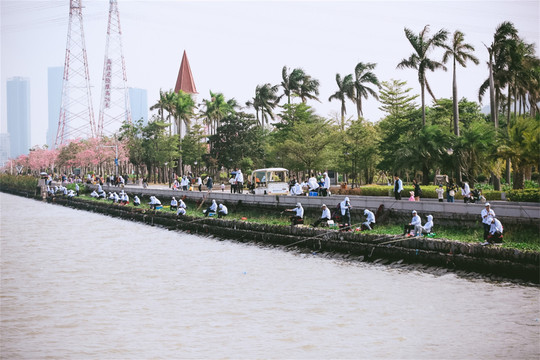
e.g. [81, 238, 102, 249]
[353, 62, 380, 118]
[298, 74, 320, 103]
[479, 21, 519, 128]
[281, 66, 305, 104]
[397, 25, 449, 126]
[442, 30, 479, 137]
[199, 91, 236, 137]
[150, 90, 176, 135]
[280, 66, 320, 104]
[173, 90, 196, 175]
[246, 83, 280, 127]
[328, 73, 355, 131]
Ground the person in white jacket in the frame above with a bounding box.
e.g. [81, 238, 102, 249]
[291, 182, 303, 196]
[218, 203, 228, 218]
[414, 214, 434, 236]
[133, 195, 141, 206]
[176, 199, 187, 216]
[403, 210, 421, 236]
[204, 200, 218, 216]
[321, 172, 331, 196]
[312, 204, 331, 228]
[361, 209, 376, 230]
[486, 217, 503, 244]
[235, 169, 244, 194]
[481, 203, 496, 241]
[170, 197, 178, 211]
[285, 203, 304, 225]
[461, 181, 471, 203]
[340, 197, 352, 228]
[307, 174, 319, 193]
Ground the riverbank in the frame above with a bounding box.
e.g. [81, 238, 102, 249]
[2, 185, 538, 283]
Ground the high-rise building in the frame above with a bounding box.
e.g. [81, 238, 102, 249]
[129, 87, 148, 126]
[0, 133, 10, 167]
[47, 67, 63, 148]
[6, 77, 30, 158]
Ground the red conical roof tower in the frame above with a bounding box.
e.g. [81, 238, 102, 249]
[174, 50, 197, 94]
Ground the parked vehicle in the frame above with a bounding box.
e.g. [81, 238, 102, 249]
[250, 168, 290, 195]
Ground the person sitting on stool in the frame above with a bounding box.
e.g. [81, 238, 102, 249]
[403, 210, 421, 236]
[414, 214, 434, 236]
[170, 197, 178, 211]
[285, 203, 304, 225]
[203, 200, 218, 216]
[218, 203, 228, 218]
[312, 204, 331, 227]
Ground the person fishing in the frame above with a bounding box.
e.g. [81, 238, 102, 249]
[340, 197, 352, 229]
[311, 204, 331, 228]
[361, 209, 376, 230]
[285, 203, 304, 226]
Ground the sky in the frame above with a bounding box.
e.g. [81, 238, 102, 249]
[1, 0, 539, 148]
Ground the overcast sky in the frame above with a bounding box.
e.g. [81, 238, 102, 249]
[1, 0, 538, 147]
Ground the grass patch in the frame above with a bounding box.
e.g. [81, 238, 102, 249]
[76, 194, 540, 252]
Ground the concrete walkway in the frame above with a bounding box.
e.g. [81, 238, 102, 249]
[97, 183, 540, 221]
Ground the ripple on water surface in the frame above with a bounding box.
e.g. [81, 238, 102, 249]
[1, 193, 539, 359]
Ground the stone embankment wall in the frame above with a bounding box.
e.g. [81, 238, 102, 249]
[3, 184, 534, 283]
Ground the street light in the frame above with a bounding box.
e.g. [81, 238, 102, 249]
[100, 144, 119, 177]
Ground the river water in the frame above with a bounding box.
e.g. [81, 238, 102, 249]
[1, 193, 539, 359]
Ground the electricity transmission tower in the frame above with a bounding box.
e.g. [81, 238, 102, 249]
[56, 0, 96, 147]
[97, 0, 131, 138]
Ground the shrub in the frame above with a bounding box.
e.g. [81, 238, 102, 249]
[506, 189, 540, 202]
[0, 174, 38, 191]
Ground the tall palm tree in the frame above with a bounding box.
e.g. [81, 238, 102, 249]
[280, 66, 320, 104]
[246, 83, 280, 127]
[442, 30, 479, 137]
[150, 90, 176, 135]
[328, 73, 355, 131]
[173, 90, 196, 175]
[353, 62, 380, 118]
[479, 21, 519, 127]
[397, 25, 449, 126]
[298, 74, 320, 103]
[199, 91, 235, 136]
[281, 66, 305, 104]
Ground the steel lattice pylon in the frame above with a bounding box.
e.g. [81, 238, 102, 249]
[97, 0, 131, 138]
[56, 0, 96, 147]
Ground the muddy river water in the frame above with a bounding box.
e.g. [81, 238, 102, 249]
[1, 193, 539, 359]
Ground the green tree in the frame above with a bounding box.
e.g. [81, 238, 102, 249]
[498, 115, 540, 189]
[180, 123, 208, 175]
[397, 25, 449, 126]
[276, 118, 337, 172]
[209, 112, 265, 171]
[442, 30, 479, 137]
[118, 118, 145, 178]
[140, 117, 179, 183]
[378, 79, 418, 118]
[328, 73, 355, 131]
[353, 62, 380, 119]
[455, 119, 496, 187]
[344, 119, 380, 185]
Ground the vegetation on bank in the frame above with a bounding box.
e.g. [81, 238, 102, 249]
[0, 175, 38, 192]
[72, 192, 539, 252]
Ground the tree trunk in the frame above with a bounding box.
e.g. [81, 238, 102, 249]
[421, 81, 426, 126]
[452, 60, 460, 136]
[488, 51, 498, 127]
[422, 165, 430, 185]
[513, 169, 524, 189]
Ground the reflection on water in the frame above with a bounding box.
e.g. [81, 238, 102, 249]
[1, 193, 539, 359]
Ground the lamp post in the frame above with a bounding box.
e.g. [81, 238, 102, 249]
[100, 144, 119, 177]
